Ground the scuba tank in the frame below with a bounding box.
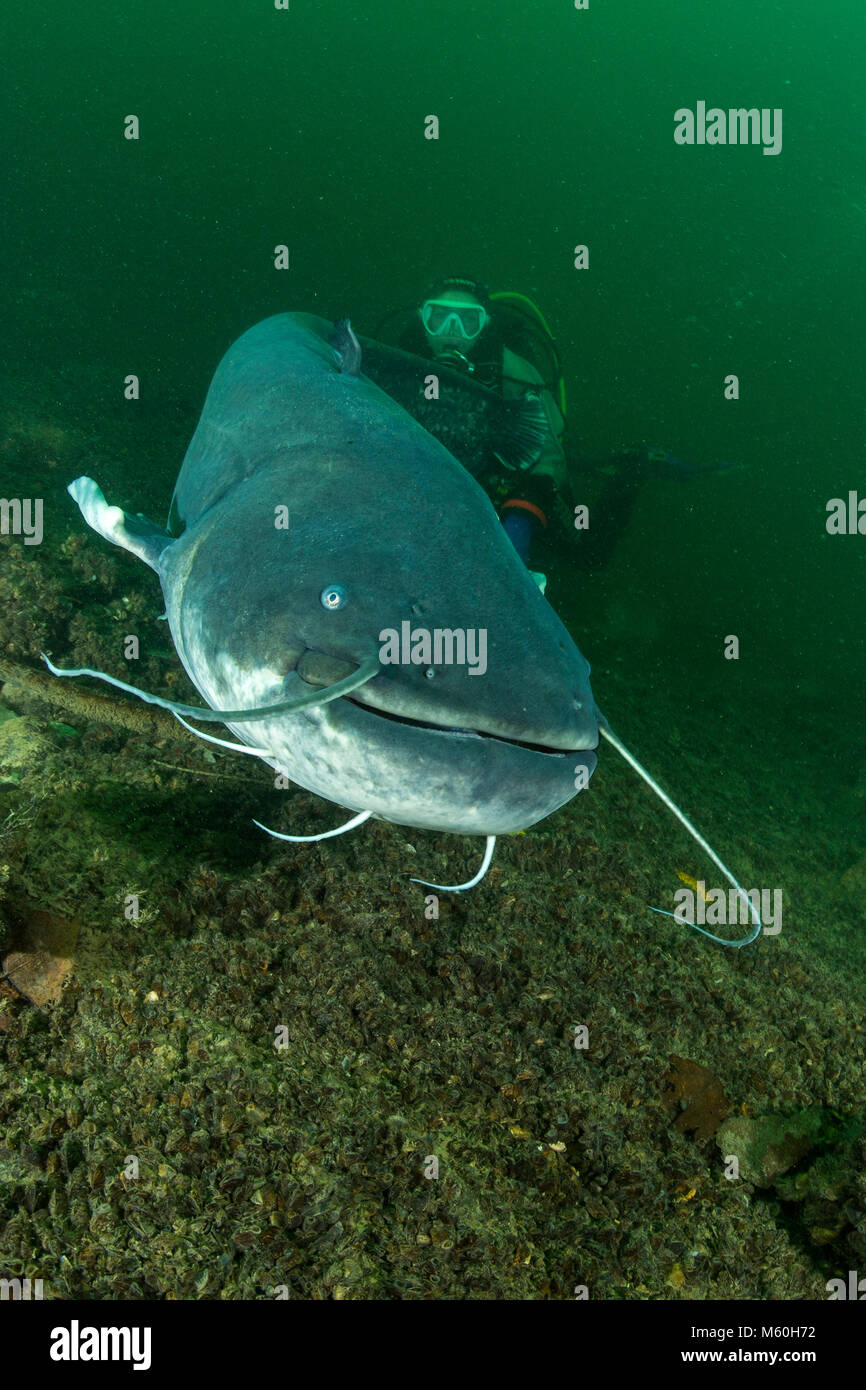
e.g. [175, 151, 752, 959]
[489, 291, 568, 419]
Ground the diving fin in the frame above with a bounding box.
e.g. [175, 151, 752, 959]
[492, 391, 549, 472]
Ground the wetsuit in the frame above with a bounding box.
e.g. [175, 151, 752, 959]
[396, 322, 725, 577]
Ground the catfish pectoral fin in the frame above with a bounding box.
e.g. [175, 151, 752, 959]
[68, 476, 172, 573]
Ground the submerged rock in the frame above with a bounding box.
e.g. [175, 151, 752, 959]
[2, 907, 80, 1006]
[717, 1109, 826, 1185]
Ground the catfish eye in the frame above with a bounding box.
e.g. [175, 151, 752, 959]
[320, 584, 346, 610]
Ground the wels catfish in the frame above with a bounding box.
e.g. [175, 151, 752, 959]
[47, 311, 762, 943]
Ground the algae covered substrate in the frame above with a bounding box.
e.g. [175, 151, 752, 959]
[1, 0, 865, 1325]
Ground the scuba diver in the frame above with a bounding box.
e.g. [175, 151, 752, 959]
[373, 276, 733, 592]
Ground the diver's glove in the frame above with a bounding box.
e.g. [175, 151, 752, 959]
[647, 446, 744, 478]
[615, 446, 743, 481]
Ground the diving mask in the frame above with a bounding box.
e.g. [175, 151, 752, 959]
[419, 298, 489, 341]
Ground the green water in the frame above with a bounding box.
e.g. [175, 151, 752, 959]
[1, 0, 865, 1308]
[4, 2, 864, 700]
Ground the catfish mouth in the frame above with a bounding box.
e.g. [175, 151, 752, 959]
[295, 649, 597, 757]
[343, 693, 584, 758]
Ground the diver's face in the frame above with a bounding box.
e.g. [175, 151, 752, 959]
[420, 291, 487, 358]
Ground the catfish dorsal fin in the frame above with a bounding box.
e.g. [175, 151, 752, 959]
[331, 317, 362, 376]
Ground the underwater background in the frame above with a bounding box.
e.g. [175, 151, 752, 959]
[0, 0, 864, 1300]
